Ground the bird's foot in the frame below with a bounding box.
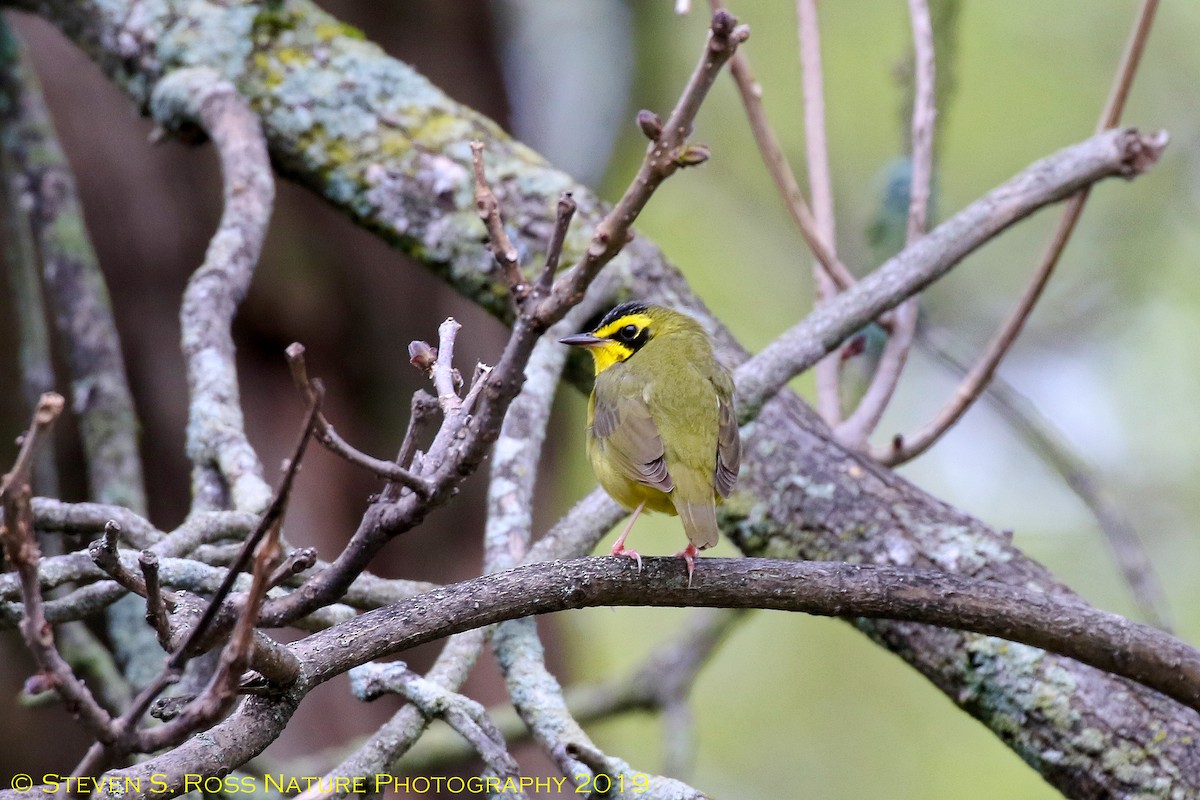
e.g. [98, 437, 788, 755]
[610, 543, 643, 572]
[673, 543, 700, 588]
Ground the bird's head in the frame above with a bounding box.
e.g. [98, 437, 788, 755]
[559, 301, 689, 375]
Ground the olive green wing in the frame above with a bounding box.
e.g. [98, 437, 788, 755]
[711, 366, 741, 499]
[592, 374, 674, 493]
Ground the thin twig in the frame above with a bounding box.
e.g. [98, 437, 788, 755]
[393, 391, 439, 477]
[538, 9, 749, 319]
[285, 343, 433, 496]
[172, 395, 320, 669]
[68, 395, 318, 779]
[89, 522, 149, 597]
[878, 0, 1159, 465]
[796, 0, 844, 426]
[1, 393, 115, 741]
[469, 141, 526, 299]
[733, 127, 1167, 422]
[709, 0, 856, 294]
[834, 0, 934, 450]
[535, 193, 577, 297]
[460, 362, 493, 415]
[139, 551, 172, 646]
[146, 484, 287, 743]
[431, 317, 464, 412]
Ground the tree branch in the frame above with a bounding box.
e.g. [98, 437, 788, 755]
[709, 0, 856, 293]
[832, 0, 934, 449]
[538, 9, 748, 318]
[70, 552, 1199, 799]
[149, 67, 275, 514]
[0, 19, 145, 513]
[877, 0, 1160, 465]
[1, 393, 116, 740]
[795, 0, 844, 426]
[735, 126, 1167, 420]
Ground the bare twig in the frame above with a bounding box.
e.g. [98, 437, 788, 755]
[393, 391, 440, 474]
[89, 522, 149, 596]
[460, 362, 493, 415]
[834, 0, 934, 450]
[795, 0, 844, 426]
[145, 484, 287, 744]
[349, 662, 522, 787]
[878, 0, 1159, 465]
[266, 547, 318, 590]
[285, 343, 433, 497]
[431, 318, 464, 412]
[535, 193, 577, 297]
[171, 394, 320, 670]
[709, 0, 857, 294]
[470, 141, 526, 299]
[68, 395, 317, 779]
[149, 67, 275, 514]
[538, 10, 749, 319]
[734, 127, 1167, 422]
[139, 551, 172, 646]
[1, 393, 114, 739]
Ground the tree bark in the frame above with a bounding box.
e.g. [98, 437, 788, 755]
[4, 1, 1194, 795]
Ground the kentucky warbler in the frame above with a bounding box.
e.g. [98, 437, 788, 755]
[560, 302, 740, 580]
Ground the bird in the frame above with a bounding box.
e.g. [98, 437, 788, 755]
[560, 301, 740, 581]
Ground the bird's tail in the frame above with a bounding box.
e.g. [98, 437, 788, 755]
[672, 474, 720, 550]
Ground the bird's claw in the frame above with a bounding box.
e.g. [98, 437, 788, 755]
[674, 544, 699, 588]
[611, 544, 643, 572]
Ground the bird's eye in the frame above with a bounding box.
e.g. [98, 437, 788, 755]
[620, 324, 638, 341]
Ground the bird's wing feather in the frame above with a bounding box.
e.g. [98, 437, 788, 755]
[593, 374, 673, 492]
[711, 371, 741, 498]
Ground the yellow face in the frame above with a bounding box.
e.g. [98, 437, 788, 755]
[559, 303, 655, 375]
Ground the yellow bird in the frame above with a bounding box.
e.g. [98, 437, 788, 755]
[560, 302, 741, 579]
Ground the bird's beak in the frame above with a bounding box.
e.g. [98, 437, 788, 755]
[559, 333, 604, 347]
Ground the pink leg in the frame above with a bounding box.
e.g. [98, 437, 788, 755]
[673, 543, 700, 587]
[610, 501, 645, 572]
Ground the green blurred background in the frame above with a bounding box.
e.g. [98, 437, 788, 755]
[1, 1, 1197, 797]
